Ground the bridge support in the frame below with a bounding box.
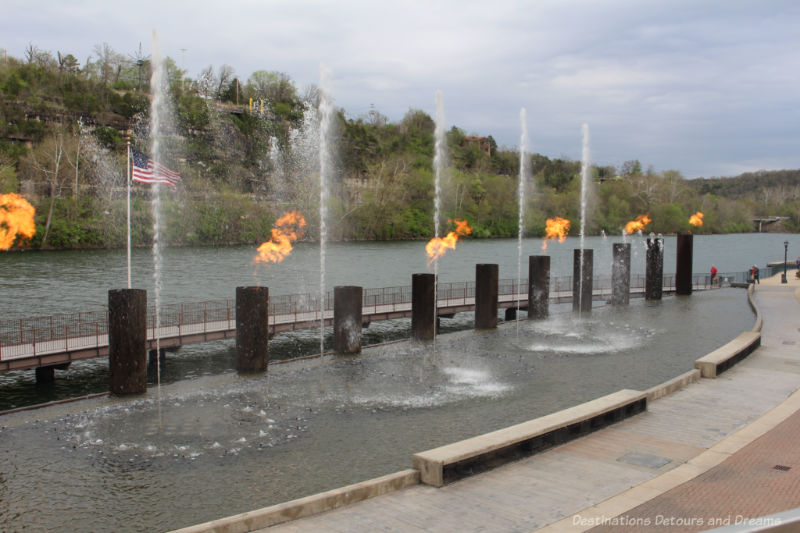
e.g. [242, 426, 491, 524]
[108, 288, 148, 395]
[235, 286, 270, 373]
[573, 249, 593, 314]
[612, 243, 631, 306]
[334, 286, 363, 354]
[35, 366, 55, 385]
[529, 255, 550, 319]
[412, 273, 436, 340]
[676, 233, 693, 296]
[646, 236, 664, 301]
[475, 264, 498, 329]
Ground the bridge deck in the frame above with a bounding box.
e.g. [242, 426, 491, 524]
[0, 273, 726, 373]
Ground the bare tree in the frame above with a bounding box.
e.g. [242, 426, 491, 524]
[92, 43, 127, 85]
[215, 64, 235, 100]
[197, 65, 215, 98]
[27, 131, 71, 245]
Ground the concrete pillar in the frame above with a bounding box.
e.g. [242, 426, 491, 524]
[612, 243, 631, 306]
[235, 286, 269, 373]
[334, 286, 363, 354]
[646, 237, 663, 301]
[573, 249, 593, 314]
[676, 233, 694, 295]
[412, 273, 436, 340]
[475, 264, 498, 329]
[528, 255, 550, 320]
[108, 288, 148, 395]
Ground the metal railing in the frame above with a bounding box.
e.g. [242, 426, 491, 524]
[0, 273, 736, 362]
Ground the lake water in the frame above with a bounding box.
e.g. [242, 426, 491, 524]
[0, 234, 784, 531]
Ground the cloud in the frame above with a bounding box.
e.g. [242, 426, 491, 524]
[3, 0, 800, 178]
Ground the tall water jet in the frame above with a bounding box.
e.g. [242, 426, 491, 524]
[318, 65, 334, 355]
[577, 123, 591, 312]
[516, 108, 528, 333]
[431, 91, 447, 347]
[579, 123, 590, 253]
[149, 31, 167, 399]
[433, 91, 446, 242]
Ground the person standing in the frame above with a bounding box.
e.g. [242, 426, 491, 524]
[710, 265, 718, 286]
[753, 265, 760, 284]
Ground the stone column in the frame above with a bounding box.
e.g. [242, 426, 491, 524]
[235, 286, 270, 373]
[612, 243, 631, 306]
[573, 249, 593, 314]
[646, 237, 663, 301]
[528, 255, 550, 320]
[334, 286, 363, 354]
[412, 273, 436, 340]
[108, 288, 148, 395]
[475, 264, 498, 329]
[676, 233, 694, 295]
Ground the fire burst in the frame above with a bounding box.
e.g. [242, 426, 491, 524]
[254, 210, 307, 264]
[689, 212, 704, 227]
[541, 217, 570, 251]
[425, 219, 472, 266]
[624, 214, 651, 235]
[0, 193, 36, 250]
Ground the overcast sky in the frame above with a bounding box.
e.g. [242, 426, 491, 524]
[3, 0, 799, 178]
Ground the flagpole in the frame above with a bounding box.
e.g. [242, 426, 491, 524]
[126, 138, 132, 289]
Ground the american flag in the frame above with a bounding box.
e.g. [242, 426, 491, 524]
[131, 148, 181, 190]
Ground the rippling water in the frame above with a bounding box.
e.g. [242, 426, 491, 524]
[0, 288, 754, 532]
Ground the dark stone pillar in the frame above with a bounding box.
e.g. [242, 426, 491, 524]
[35, 366, 55, 385]
[573, 249, 593, 314]
[612, 243, 631, 306]
[108, 288, 148, 395]
[646, 237, 663, 301]
[475, 264, 498, 329]
[676, 233, 694, 295]
[235, 286, 270, 373]
[412, 273, 436, 340]
[334, 286, 363, 354]
[528, 255, 550, 319]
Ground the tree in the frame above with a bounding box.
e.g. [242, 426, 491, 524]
[92, 43, 127, 85]
[197, 65, 215, 99]
[215, 64, 235, 100]
[246, 70, 297, 104]
[25, 130, 73, 245]
[620, 159, 642, 176]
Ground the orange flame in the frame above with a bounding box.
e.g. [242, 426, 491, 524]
[425, 219, 472, 265]
[0, 193, 36, 250]
[689, 212, 704, 227]
[624, 214, 652, 235]
[254, 210, 307, 264]
[541, 217, 570, 251]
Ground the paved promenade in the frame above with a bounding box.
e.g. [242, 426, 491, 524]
[252, 275, 800, 533]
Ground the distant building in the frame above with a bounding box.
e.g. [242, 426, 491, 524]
[463, 136, 492, 156]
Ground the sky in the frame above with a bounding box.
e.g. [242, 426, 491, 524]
[3, 0, 799, 179]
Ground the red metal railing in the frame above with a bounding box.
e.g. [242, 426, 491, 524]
[0, 273, 731, 362]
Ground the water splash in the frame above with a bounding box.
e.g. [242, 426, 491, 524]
[318, 65, 334, 355]
[516, 108, 528, 336]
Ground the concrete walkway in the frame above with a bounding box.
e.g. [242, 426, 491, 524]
[250, 277, 800, 533]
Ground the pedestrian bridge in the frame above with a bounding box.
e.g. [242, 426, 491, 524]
[0, 273, 724, 373]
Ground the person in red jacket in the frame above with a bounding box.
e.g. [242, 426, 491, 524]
[710, 265, 718, 286]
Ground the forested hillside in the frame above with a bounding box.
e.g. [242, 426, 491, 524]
[1, 43, 798, 250]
